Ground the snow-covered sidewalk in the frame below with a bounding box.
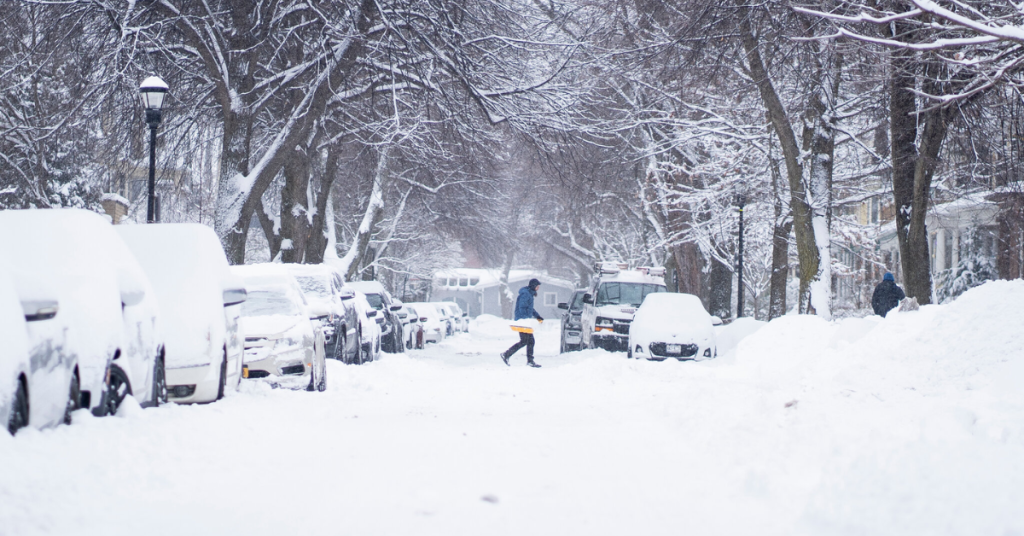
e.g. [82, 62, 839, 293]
[2, 281, 1022, 535]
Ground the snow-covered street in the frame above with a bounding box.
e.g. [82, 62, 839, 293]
[2, 282, 1023, 536]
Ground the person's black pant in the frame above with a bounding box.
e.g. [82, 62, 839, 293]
[504, 332, 535, 361]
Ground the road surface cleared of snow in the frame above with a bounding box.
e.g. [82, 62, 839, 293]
[2, 281, 1023, 535]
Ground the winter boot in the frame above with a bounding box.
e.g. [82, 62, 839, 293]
[527, 358, 541, 368]
[500, 351, 510, 366]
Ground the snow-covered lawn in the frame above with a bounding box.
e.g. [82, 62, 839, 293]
[2, 281, 1023, 535]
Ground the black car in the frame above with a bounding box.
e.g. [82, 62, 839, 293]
[347, 281, 404, 353]
[558, 290, 586, 353]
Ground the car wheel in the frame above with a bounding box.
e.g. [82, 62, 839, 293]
[63, 371, 80, 425]
[104, 364, 132, 416]
[216, 349, 228, 401]
[151, 352, 167, 406]
[7, 376, 29, 435]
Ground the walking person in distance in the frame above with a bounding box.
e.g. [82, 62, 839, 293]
[872, 272, 906, 317]
[501, 278, 544, 368]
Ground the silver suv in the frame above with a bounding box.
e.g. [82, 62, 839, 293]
[580, 263, 667, 352]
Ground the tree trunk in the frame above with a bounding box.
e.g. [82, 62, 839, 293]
[337, 144, 390, 281]
[304, 147, 341, 265]
[280, 145, 312, 264]
[738, 6, 821, 315]
[768, 146, 791, 320]
[498, 249, 516, 319]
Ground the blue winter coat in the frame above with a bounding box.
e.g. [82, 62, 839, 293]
[514, 286, 542, 321]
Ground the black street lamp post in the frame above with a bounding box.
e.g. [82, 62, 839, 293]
[139, 76, 168, 223]
[736, 194, 747, 318]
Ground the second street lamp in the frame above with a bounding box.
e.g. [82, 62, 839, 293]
[736, 194, 747, 318]
[139, 76, 168, 223]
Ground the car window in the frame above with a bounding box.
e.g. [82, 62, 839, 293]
[295, 275, 331, 299]
[595, 282, 665, 307]
[241, 289, 301, 317]
[364, 293, 383, 310]
[570, 291, 584, 310]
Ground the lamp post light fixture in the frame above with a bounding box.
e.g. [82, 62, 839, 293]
[139, 76, 168, 223]
[736, 194, 747, 318]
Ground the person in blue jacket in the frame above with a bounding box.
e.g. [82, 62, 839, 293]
[501, 278, 544, 368]
[872, 272, 906, 317]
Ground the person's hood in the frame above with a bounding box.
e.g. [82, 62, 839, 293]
[520, 286, 536, 297]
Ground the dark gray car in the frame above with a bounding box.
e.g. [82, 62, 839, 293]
[558, 290, 586, 353]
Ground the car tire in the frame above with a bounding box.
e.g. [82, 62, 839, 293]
[151, 352, 167, 406]
[63, 371, 80, 425]
[216, 350, 228, 401]
[7, 376, 29, 435]
[316, 357, 327, 392]
[104, 364, 132, 416]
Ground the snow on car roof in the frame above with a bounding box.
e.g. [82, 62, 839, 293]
[347, 280, 386, 295]
[116, 224, 230, 368]
[635, 293, 710, 322]
[598, 269, 665, 285]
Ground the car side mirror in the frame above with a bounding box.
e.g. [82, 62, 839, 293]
[420, 317, 428, 322]
[390, 304, 403, 312]
[409, 318, 418, 323]
[22, 299, 59, 321]
[557, 302, 568, 310]
[462, 313, 468, 317]
[710, 316, 723, 326]
[223, 287, 247, 307]
[339, 288, 355, 300]
[366, 310, 378, 318]
[582, 294, 593, 304]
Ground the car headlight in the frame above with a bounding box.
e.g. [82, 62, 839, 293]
[596, 317, 613, 327]
[272, 324, 306, 353]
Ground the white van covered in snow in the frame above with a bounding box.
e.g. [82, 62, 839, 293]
[580, 263, 666, 352]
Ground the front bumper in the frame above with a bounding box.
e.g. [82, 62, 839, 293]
[592, 333, 629, 352]
[242, 349, 310, 379]
[166, 362, 219, 404]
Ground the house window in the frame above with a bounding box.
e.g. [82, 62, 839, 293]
[544, 292, 557, 306]
[470, 278, 479, 286]
[459, 278, 468, 287]
[870, 197, 879, 224]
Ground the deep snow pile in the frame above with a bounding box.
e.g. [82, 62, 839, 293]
[1, 281, 1022, 535]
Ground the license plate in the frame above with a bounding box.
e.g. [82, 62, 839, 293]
[666, 344, 682, 354]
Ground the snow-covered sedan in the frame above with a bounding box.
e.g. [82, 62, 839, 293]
[351, 290, 382, 363]
[2, 264, 68, 434]
[347, 281, 403, 354]
[285, 264, 360, 364]
[628, 293, 720, 361]
[441, 302, 469, 332]
[233, 265, 327, 391]
[414, 303, 446, 344]
[401, 304, 425, 350]
[0, 209, 165, 416]
[118, 224, 247, 403]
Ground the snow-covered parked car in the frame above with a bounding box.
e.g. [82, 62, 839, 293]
[414, 303, 446, 344]
[1, 263, 68, 434]
[627, 293, 721, 361]
[401, 304, 425, 350]
[285, 264, 360, 364]
[429, 302, 456, 336]
[351, 290, 382, 363]
[117, 224, 247, 403]
[0, 209, 165, 416]
[581, 263, 667, 352]
[232, 264, 327, 391]
[558, 289, 586, 353]
[347, 281, 403, 354]
[441, 302, 469, 332]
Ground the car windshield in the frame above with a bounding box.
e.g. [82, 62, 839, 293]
[241, 290, 301, 317]
[570, 291, 585, 310]
[595, 282, 665, 307]
[295, 275, 331, 299]
[364, 293, 383, 310]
